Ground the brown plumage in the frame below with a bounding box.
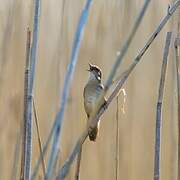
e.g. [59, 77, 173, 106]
[83, 63, 105, 141]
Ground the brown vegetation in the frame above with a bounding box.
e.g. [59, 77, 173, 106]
[0, 0, 179, 180]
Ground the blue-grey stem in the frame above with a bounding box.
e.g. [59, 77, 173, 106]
[24, 0, 41, 179]
[45, 1, 93, 179]
[154, 32, 172, 180]
[20, 29, 31, 180]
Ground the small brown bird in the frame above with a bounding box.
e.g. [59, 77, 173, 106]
[83, 63, 106, 141]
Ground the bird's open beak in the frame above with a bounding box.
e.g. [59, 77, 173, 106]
[89, 63, 93, 68]
[87, 63, 92, 72]
[87, 62, 92, 71]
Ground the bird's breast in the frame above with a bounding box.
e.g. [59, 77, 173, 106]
[84, 82, 104, 115]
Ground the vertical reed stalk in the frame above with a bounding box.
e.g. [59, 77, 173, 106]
[115, 96, 119, 180]
[20, 29, 31, 180]
[20, 0, 41, 179]
[153, 32, 172, 180]
[175, 23, 180, 180]
[24, 0, 41, 179]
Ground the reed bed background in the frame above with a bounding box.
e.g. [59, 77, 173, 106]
[0, 0, 179, 179]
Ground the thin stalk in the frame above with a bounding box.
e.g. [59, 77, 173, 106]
[75, 146, 82, 180]
[56, 2, 179, 179]
[32, 98, 46, 178]
[45, 1, 93, 179]
[115, 97, 119, 180]
[23, 0, 41, 179]
[175, 24, 180, 180]
[153, 32, 172, 180]
[20, 28, 31, 180]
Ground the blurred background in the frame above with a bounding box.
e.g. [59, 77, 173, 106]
[0, 0, 179, 179]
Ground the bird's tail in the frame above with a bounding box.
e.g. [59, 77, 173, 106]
[88, 125, 98, 141]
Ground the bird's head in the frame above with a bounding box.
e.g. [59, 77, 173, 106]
[88, 63, 102, 81]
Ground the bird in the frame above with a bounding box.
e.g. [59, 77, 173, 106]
[83, 63, 106, 141]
